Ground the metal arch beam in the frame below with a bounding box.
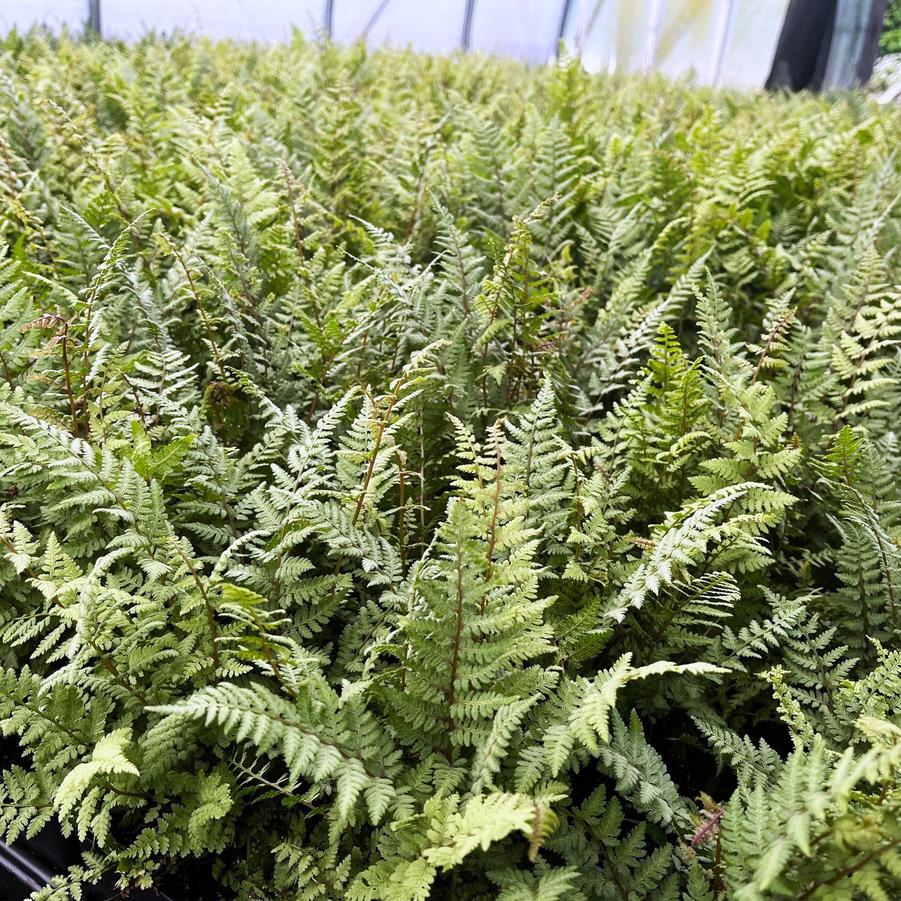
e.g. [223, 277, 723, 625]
[361, 0, 392, 40]
[556, 0, 574, 58]
[576, 0, 609, 58]
[88, 0, 101, 36]
[462, 0, 476, 51]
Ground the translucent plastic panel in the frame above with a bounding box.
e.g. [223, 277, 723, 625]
[720, 0, 789, 89]
[651, 0, 790, 86]
[103, 0, 323, 42]
[653, 0, 723, 83]
[333, 0, 466, 54]
[563, 0, 621, 74]
[469, 0, 566, 64]
[564, 0, 658, 75]
[0, 0, 791, 90]
[566, 0, 788, 89]
[0, 1, 87, 33]
[611, 0, 659, 74]
[331, 1, 383, 44]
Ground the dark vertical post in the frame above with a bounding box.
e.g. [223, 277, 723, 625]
[87, 0, 101, 36]
[766, 0, 837, 90]
[822, 0, 887, 87]
[855, 0, 888, 83]
[556, 0, 574, 58]
[462, 0, 476, 51]
[324, 0, 335, 40]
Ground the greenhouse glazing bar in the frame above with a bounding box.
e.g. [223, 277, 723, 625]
[556, 0, 575, 57]
[361, 0, 391, 40]
[87, 0, 100, 36]
[461, 0, 476, 51]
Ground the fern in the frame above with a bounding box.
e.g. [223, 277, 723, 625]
[0, 30, 898, 901]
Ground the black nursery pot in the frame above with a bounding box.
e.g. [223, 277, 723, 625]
[0, 742, 220, 900]
[0, 827, 177, 901]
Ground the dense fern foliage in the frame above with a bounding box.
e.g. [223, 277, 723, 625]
[0, 29, 900, 901]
